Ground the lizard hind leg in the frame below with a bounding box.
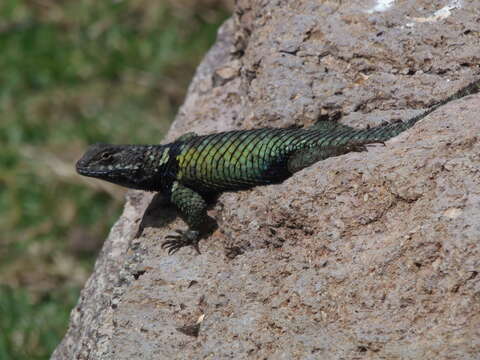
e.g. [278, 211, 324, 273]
[287, 142, 372, 174]
[287, 147, 332, 173]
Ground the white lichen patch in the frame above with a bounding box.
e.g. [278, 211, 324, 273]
[409, 0, 462, 24]
[443, 207, 463, 219]
[366, 0, 395, 14]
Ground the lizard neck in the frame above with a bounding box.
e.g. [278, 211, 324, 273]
[133, 144, 177, 192]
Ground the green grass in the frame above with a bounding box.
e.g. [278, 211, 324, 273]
[0, 1, 229, 358]
[0, 286, 79, 360]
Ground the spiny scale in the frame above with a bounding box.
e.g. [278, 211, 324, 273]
[176, 128, 300, 191]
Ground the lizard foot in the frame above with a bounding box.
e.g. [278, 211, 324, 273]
[162, 229, 201, 255]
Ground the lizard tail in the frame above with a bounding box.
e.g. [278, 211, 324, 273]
[356, 79, 480, 142]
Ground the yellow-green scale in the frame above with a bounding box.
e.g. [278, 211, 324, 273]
[199, 133, 228, 188]
[233, 132, 257, 182]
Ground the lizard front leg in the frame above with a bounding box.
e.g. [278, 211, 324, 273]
[162, 181, 208, 255]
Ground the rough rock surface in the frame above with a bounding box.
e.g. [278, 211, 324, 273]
[53, 1, 480, 359]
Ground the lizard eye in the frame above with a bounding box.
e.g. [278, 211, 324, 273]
[101, 152, 112, 160]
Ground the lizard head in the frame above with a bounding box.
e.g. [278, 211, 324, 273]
[76, 143, 151, 189]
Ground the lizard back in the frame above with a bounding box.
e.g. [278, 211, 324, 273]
[174, 127, 308, 192]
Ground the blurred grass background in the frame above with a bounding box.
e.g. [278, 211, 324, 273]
[0, 0, 231, 358]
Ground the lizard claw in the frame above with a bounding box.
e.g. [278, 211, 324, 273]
[366, 141, 386, 147]
[162, 229, 201, 255]
[353, 141, 386, 153]
[349, 144, 368, 152]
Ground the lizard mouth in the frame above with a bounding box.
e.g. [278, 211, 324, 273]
[75, 160, 110, 177]
[75, 160, 87, 175]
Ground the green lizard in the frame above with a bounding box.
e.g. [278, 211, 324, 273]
[76, 79, 480, 254]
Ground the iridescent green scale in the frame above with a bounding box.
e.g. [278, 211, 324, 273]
[173, 112, 444, 194]
[175, 128, 303, 192]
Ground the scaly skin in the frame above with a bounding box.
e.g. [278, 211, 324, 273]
[76, 79, 480, 254]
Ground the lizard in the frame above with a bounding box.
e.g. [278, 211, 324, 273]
[76, 79, 480, 254]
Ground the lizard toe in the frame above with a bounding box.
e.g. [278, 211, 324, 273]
[162, 229, 201, 255]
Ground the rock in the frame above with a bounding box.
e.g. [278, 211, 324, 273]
[53, 1, 480, 359]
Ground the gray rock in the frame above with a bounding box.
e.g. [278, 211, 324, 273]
[53, 1, 480, 359]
